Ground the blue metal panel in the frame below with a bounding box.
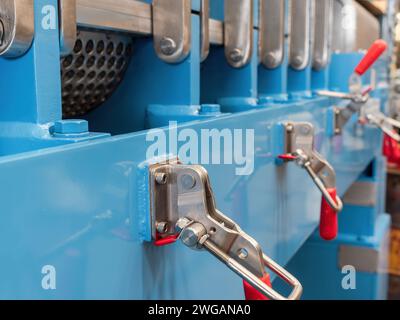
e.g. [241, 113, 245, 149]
[275, 213, 391, 300]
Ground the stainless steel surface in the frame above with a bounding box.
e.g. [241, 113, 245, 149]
[61, 29, 133, 118]
[283, 122, 343, 212]
[59, 0, 77, 57]
[343, 181, 377, 206]
[289, 0, 313, 70]
[149, 160, 303, 300]
[200, 0, 210, 62]
[224, 0, 253, 68]
[259, 0, 285, 69]
[0, 0, 34, 58]
[76, 0, 152, 36]
[339, 241, 389, 273]
[332, 0, 380, 53]
[313, 0, 332, 70]
[153, 0, 191, 64]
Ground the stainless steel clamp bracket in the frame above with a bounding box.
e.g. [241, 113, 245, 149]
[148, 159, 302, 300]
[278, 122, 343, 240]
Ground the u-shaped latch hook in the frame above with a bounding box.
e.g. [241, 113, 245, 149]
[149, 160, 303, 300]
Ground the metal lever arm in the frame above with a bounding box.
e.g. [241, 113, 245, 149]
[149, 161, 303, 300]
[366, 113, 400, 142]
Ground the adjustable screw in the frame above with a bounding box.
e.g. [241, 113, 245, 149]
[229, 48, 243, 63]
[155, 172, 168, 185]
[160, 37, 177, 56]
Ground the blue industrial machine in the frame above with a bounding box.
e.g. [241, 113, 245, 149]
[0, 0, 397, 300]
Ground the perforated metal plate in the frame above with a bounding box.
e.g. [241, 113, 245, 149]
[61, 29, 133, 118]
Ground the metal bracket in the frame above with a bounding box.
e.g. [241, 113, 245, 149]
[0, 0, 34, 58]
[59, 0, 77, 57]
[313, 0, 332, 70]
[259, 0, 285, 69]
[224, 0, 253, 68]
[149, 159, 302, 300]
[153, 0, 191, 64]
[289, 0, 312, 70]
[280, 122, 343, 212]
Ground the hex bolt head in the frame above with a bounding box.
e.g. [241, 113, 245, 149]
[0, 19, 4, 47]
[229, 48, 243, 63]
[53, 120, 89, 135]
[292, 55, 304, 68]
[155, 172, 168, 185]
[160, 37, 177, 56]
[180, 174, 196, 190]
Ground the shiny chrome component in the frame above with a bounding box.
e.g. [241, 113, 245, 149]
[313, 0, 332, 70]
[59, 0, 77, 57]
[289, 0, 312, 70]
[259, 0, 285, 69]
[149, 160, 303, 300]
[200, 0, 210, 62]
[76, 0, 152, 36]
[153, 0, 191, 64]
[282, 122, 343, 212]
[224, 0, 253, 68]
[366, 113, 400, 142]
[61, 29, 133, 118]
[0, 0, 34, 58]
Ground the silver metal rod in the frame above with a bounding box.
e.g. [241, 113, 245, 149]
[76, 0, 224, 45]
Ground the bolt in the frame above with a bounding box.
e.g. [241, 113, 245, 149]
[200, 104, 220, 115]
[229, 48, 243, 63]
[181, 174, 196, 190]
[180, 222, 207, 249]
[155, 172, 168, 185]
[160, 37, 177, 56]
[286, 124, 294, 133]
[292, 55, 304, 68]
[156, 221, 169, 234]
[53, 120, 89, 136]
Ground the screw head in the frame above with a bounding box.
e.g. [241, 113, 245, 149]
[160, 37, 177, 56]
[156, 221, 169, 234]
[155, 172, 168, 185]
[180, 174, 196, 190]
[265, 52, 278, 68]
[229, 49, 243, 63]
[53, 120, 89, 135]
[292, 55, 304, 68]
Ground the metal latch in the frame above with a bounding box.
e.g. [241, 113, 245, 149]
[278, 122, 343, 241]
[149, 160, 303, 300]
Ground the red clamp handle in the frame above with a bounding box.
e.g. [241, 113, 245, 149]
[278, 154, 297, 161]
[243, 273, 272, 300]
[355, 39, 387, 76]
[154, 234, 179, 247]
[320, 188, 338, 241]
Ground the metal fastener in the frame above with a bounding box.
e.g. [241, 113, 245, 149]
[181, 174, 196, 190]
[0, 19, 4, 47]
[180, 222, 207, 249]
[160, 37, 177, 56]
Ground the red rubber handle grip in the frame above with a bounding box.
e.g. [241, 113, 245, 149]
[355, 40, 387, 76]
[320, 188, 338, 241]
[243, 273, 272, 300]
